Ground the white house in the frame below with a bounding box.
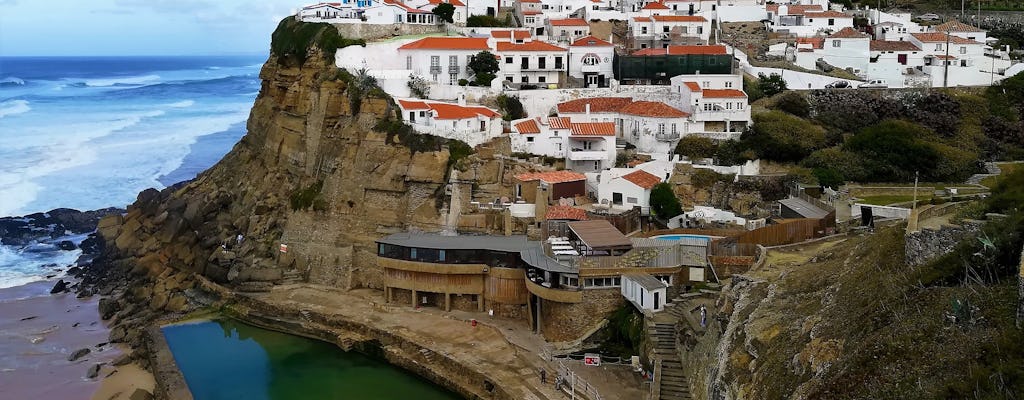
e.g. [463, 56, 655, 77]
[867, 40, 927, 88]
[511, 116, 572, 158]
[568, 35, 615, 88]
[597, 168, 664, 213]
[556, 97, 691, 154]
[630, 15, 711, 49]
[496, 40, 568, 88]
[546, 18, 591, 46]
[908, 32, 990, 87]
[621, 273, 668, 312]
[412, 0, 468, 24]
[488, 29, 532, 48]
[933, 20, 987, 43]
[397, 37, 491, 85]
[397, 99, 502, 146]
[517, 0, 546, 37]
[298, 2, 364, 22]
[510, 117, 617, 172]
[766, 4, 856, 37]
[669, 73, 749, 138]
[820, 27, 872, 76]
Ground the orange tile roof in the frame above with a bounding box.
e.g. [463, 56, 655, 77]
[550, 18, 588, 26]
[515, 171, 587, 184]
[641, 1, 669, 9]
[491, 30, 532, 40]
[652, 15, 707, 22]
[570, 122, 616, 136]
[620, 101, 688, 118]
[514, 119, 540, 134]
[427, 0, 466, 6]
[548, 117, 572, 129]
[766, 4, 823, 15]
[701, 89, 747, 98]
[546, 205, 589, 221]
[523, 10, 542, 15]
[932, 54, 957, 60]
[428, 103, 500, 120]
[633, 17, 653, 23]
[804, 11, 851, 18]
[683, 81, 702, 92]
[398, 99, 430, 110]
[870, 40, 920, 51]
[557, 97, 633, 113]
[828, 27, 870, 39]
[935, 20, 983, 33]
[621, 170, 662, 189]
[398, 37, 491, 50]
[911, 32, 981, 44]
[570, 35, 613, 47]
[797, 37, 825, 49]
[495, 41, 567, 52]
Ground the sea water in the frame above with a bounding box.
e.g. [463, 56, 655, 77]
[162, 319, 463, 400]
[0, 56, 263, 288]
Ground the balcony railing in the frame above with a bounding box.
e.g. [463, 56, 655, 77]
[448, 65, 460, 74]
[430, 65, 442, 74]
[655, 132, 680, 141]
[567, 149, 607, 161]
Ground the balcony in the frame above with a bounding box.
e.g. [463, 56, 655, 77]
[567, 149, 607, 161]
[448, 65, 460, 74]
[581, 64, 600, 73]
[429, 65, 442, 74]
[655, 132, 680, 141]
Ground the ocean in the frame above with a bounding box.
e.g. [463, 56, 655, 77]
[0, 56, 265, 289]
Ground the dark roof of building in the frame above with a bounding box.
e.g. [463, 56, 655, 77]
[567, 220, 633, 249]
[778, 197, 830, 219]
[622, 273, 669, 290]
[377, 232, 531, 252]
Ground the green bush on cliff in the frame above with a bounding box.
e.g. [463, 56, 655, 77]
[270, 17, 365, 66]
[290, 180, 325, 211]
[374, 118, 474, 171]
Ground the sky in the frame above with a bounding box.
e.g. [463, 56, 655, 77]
[0, 0, 302, 56]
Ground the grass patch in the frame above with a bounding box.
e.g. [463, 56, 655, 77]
[290, 181, 326, 211]
[270, 16, 365, 66]
[856, 195, 931, 206]
[980, 162, 1023, 188]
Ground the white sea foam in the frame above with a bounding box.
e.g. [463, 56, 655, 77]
[0, 76, 26, 85]
[83, 74, 161, 87]
[0, 100, 30, 118]
[0, 244, 80, 290]
[167, 100, 196, 108]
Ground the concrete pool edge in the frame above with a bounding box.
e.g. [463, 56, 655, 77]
[147, 322, 195, 400]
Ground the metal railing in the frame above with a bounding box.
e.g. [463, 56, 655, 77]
[448, 65, 460, 74]
[429, 65, 442, 74]
[556, 359, 605, 400]
[655, 132, 680, 141]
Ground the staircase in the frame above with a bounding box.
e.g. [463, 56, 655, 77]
[650, 321, 691, 400]
[281, 269, 304, 285]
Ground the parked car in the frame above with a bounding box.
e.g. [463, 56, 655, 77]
[858, 79, 889, 89]
[825, 80, 851, 89]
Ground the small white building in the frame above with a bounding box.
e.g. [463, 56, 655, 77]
[568, 35, 615, 88]
[630, 15, 711, 49]
[670, 74, 749, 137]
[621, 273, 668, 312]
[397, 37, 491, 85]
[496, 40, 569, 88]
[510, 117, 617, 173]
[546, 18, 591, 46]
[597, 168, 664, 213]
[298, 2, 364, 22]
[766, 4, 855, 37]
[820, 27, 872, 76]
[397, 98, 502, 146]
[412, 0, 469, 24]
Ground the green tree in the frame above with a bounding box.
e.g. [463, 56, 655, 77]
[431, 3, 455, 24]
[773, 91, 810, 117]
[467, 14, 509, 27]
[744, 111, 826, 162]
[843, 120, 940, 182]
[469, 50, 500, 86]
[496, 94, 525, 121]
[743, 76, 765, 102]
[649, 182, 683, 219]
[674, 136, 717, 160]
[757, 73, 788, 97]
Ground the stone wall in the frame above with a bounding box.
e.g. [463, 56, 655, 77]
[904, 220, 983, 267]
[540, 288, 623, 342]
[332, 23, 443, 41]
[1018, 245, 1024, 329]
[848, 186, 937, 198]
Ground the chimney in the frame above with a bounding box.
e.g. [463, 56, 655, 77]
[609, 34, 614, 44]
[585, 103, 591, 115]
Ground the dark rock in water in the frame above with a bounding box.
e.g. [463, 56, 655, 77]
[77, 288, 93, 299]
[68, 347, 91, 362]
[58, 240, 76, 250]
[98, 298, 120, 320]
[85, 363, 103, 379]
[112, 353, 133, 366]
[67, 266, 82, 275]
[45, 274, 57, 279]
[95, 342, 108, 348]
[50, 280, 68, 294]
[109, 326, 127, 343]
[19, 316, 38, 321]
[129, 388, 154, 400]
[72, 322, 80, 327]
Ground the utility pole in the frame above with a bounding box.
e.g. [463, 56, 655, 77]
[913, 171, 919, 209]
[943, 32, 951, 87]
[961, 0, 966, 20]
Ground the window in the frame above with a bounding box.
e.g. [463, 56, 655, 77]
[612, 192, 623, 205]
[431, 56, 440, 66]
[627, 197, 638, 204]
[582, 54, 600, 65]
[725, 81, 733, 88]
[538, 57, 546, 69]
[506, 75, 513, 82]
[521, 57, 529, 69]
[525, 17, 534, 24]
[450, 55, 458, 67]
[738, 102, 745, 109]
[959, 46, 967, 54]
[828, 18, 834, 26]
[521, 76, 529, 83]
[697, 26, 703, 34]
[935, 43, 943, 51]
[702, 81, 710, 87]
[726, 102, 732, 110]
[555, 56, 563, 69]
[538, 76, 546, 83]
[703, 103, 712, 111]
[663, 26, 670, 33]
[658, 123, 665, 134]
[505, 57, 513, 64]
[450, 73, 457, 85]
[641, 43, 648, 49]
[406, 56, 412, 69]
[527, 136, 534, 142]
[641, 26, 648, 34]
[671, 124, 677, 134]
[833, 40, 841, 47]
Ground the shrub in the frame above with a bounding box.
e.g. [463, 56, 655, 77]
[469, 51, 500, 86]
[407, 74, 430, 99]
[691, 169, 732, 189]
[745, 111, 826, 162]
[467, 14, 508, 27]
[674, 136, 717, 160]
[843, 120, 941, 182]
[290, 181, 324, 211]
[496, 94, 525, 121]
[774, 91, 810, 117]
[743, 76, 764, 102]
[458, 79, 469, 86]
[650, 182, 683, 219]
[270, 17, 365, 66]
[757, 73, 787, 97]
[431, 3, 455, 23]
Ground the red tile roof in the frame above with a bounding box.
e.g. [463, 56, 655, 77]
[427, 0, 465, 6]
[398, 99, 430, 110]
[515, 171, 587, 184]
[570, 35, 613, 47]
[491, 30, 531, 40]
[621, 170, 662, 189]
[522, 10, 542, 15]
[557, 97, 633, 113]
[570, 122, 616, 136]
[632, 45, 727, 56]
[398, 37, 491, 50]
[641, 1, 669, 9]
[633, 17, 653, 22]
[935, 20, 983, 33]
[548, 117, 572, 129]
[545, 205, 589, 221]
[701, 89, 747, 98]
[550, 18, 588, 26]
[766, 4, 823, 15]
[797, 37, 825, 49]
[870, 40, 920, 51]
[911, 32, 981, 44]
[828, 27, 870, 39]
[683, 81, 702, 92]
[620, 101, 688, 118]
[428, 103, 500, 120]
[652, 15, 707, 22]
[932, 54, 957, 60]
[495, 41, 567, 52]
[514, 119, 540, 134]
[804, 11, 851, 18]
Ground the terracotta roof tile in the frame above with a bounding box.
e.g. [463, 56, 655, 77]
[621, 170, 662, 189]
[641, 1, 669, 9]
[569, 122, 616, 136]
[911, 32, 981, 44]
[828, 27, 870, 39]
[632, 17, 653, 23]
[546, 205, 589, 220]
[870, 40, 920, 51]
[550, 18, 588, 26]
[935, 20, 983, 33]
[570, 35, 613, 47]
[495, 41, 567, 52]
[701, 89, 747, 98]
[398, 99, 430, 110]
[651, 15, 707, 22]
[428, 103, 500, 120]
[523, 10, 542, 15]
[514, 119, 540, 134]
[684, 81, 702, 92]
[804, 11, 851, 18]
[398, 37, 491, 50]
[797, 37, 825, 49]
[557, 97, 633, 113]
[491, 30, 532, 39]
[515, 171, 587, 184]
[427, 0, 466, 6]
[548, 117, 572, 129]
[619, 101, 688, 118]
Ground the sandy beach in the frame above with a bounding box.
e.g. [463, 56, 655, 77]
[0, 280, 133, 399]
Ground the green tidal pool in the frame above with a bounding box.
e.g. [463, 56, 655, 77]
[161, 319, 462, 400]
